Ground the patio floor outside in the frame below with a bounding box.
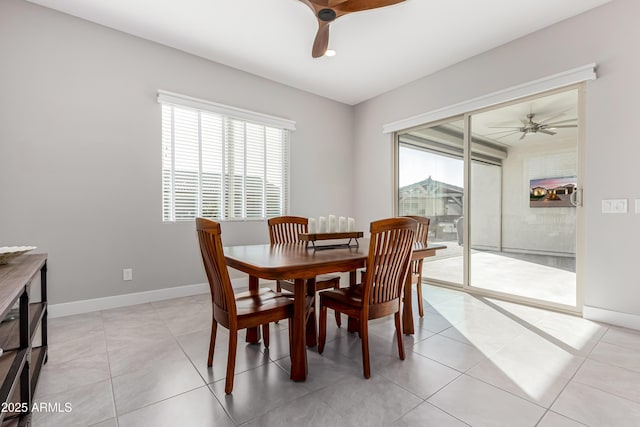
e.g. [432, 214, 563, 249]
[423, 241, 576, 307]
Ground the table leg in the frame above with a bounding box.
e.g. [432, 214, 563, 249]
[347, 270, 359, 333]
[290, 278, 308, 381]
[306, 278, 317, 347]
[403, 272, 415, 335]
[245, 275, 261, 344]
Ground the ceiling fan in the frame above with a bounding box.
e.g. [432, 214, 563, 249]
[299, 0, 406, 58]
[487, 113, 577, 140]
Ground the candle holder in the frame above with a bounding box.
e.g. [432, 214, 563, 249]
[298, 231, 364, 250]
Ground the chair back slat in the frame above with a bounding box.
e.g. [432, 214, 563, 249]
[404, 216, 430, 275]
[268, 216, 308, 244]
[362, 218, 417, 308]
[196, 218, 236, 317]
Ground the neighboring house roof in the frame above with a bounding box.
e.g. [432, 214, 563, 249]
[399, 176, 463, 197]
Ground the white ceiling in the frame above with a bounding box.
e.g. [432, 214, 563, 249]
[26, 0, 611, 105]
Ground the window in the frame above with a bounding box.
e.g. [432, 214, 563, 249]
[158, 91, 294, 222]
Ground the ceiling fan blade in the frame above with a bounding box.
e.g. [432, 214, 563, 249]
[308, 0, 349, 7]
[484, 129, 524, 136]
[336, 0, 405, 13]
[487, 126, 522, 129]
[520, 133, 527, 140]
[543, 119, 577, 126]
[520, 118, 530, 126]
[486, 121, 519, 127]
[539, 129, 557, 136]
[538, 112, 566, 124]
[299, 0, 318, 14]
[312, 21, 331, 58]
[548, 125, 578, 129]
[493, 131, 522, 140]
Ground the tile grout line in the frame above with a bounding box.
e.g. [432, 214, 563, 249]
[101, 300, 233, 424]
[162, 298, 288, 426]
[421, 300, 570, 426]
[99, 309, 120, 427]
[384, 347, 470, 426]
[113, 384, 217, 421]
[534, 323, 612, 427]
[458, 296, 637, 426]
[149, 299, 240, 426]
[348, 311, 469, 425]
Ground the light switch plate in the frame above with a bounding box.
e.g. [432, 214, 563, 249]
[602, 199, 628, 213]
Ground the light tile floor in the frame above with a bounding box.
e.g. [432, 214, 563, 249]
[31, 285, 640, 426]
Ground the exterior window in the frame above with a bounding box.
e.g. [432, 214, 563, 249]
[160, 99, 290, 222]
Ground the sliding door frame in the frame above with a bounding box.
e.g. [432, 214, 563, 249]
[394, 83, 586, 315]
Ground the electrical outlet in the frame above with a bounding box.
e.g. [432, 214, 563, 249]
[123, 268, 133, 281]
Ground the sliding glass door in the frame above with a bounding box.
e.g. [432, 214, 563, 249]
[468, 89, 579, 307]
[396, 87, 581, 310]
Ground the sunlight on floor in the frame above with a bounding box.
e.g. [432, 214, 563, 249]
[422, 284, 603, 404]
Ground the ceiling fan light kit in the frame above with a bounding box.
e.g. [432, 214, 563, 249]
[299, 0, 406, 58]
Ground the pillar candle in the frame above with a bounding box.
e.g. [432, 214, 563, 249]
[318, 216, 327, 233]
[338, 216, 347, 232]
[328, 215, 337, 233]
[308, 218, 316, 234]
[347, 217, 355, 232]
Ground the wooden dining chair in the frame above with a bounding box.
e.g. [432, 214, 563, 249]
[404, 216, 430, 317]
[358, 216, 430, 317]
[317, 217, 417, 378]
[196, 218, 294, 394]
[268, 216, 342, 327]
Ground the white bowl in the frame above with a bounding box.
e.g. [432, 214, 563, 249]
[0, 246, 37, 265]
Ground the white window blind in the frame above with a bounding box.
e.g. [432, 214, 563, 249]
[160, 93, 291, 222]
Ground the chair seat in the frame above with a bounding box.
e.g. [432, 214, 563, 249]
[235, 288, 294, 317]
[319, 285, 363, 308]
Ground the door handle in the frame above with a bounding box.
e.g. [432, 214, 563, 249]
[570, 188, 582, 207]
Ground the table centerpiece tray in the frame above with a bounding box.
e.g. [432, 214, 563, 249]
[299, 232, 364, 249]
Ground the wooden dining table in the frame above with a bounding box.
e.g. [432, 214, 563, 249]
[224, 240, 445, 382]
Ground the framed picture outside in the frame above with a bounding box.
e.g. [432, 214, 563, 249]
[529, 176, 577, 208]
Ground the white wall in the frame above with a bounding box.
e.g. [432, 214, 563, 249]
[470, 162, 501, 250]
[353, 0, 640, 318]
[0, 0, 354, 304]
[501, 140, 577, 255]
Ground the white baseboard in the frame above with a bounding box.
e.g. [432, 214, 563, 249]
[48, 278, 257, 318]
[583, 305, 640, 331]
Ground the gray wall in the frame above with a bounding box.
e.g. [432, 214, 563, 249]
[0, 0, 354, 304]
[353, 0, 640, 316]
